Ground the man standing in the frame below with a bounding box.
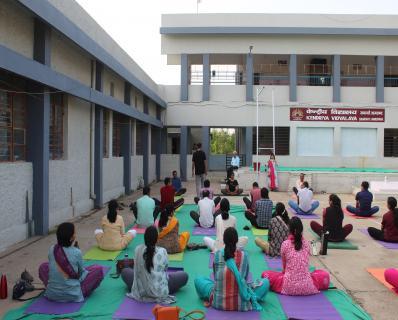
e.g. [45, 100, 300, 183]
[192, 142, 207, 197]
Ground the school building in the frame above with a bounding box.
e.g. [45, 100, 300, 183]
[1, 0, 398, 251]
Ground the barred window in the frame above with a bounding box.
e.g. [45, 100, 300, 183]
[103, 110, 109, 158]
[50, 94, 64, 160]
[112, 113, 122, 157]
[384, 129, 398, 157]
[0, 90, 26, 162]
[252, 127, 290, 155]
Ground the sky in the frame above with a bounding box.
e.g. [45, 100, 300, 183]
[75, 0, 398, 85]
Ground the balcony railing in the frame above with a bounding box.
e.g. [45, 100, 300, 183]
[254, 74, 289, 85]
[341, 76, 375, 87]
[385, 77, 398, 87]
[190, 71, 246, 85]
[298, 75, 331, 86]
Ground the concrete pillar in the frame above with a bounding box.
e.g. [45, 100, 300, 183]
[155, 127, 161, 181]
[332, 55, 341, 103]
[201, 126, 210, 160]
[289, 54, 297, 102]
[121, 119, 132, 194]
[245, 126, 253, 167]
[180, 126, 188, 181]
[142, 124, 149, 185]
[181, 54, 188, 101]
[203, 53, 210, 101]
[376, 55, 384, 103]
[246, 53, 253, 101]
[161, 127, 168, 154]
[94, 106, 104, 208]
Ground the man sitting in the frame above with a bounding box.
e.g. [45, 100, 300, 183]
[230, 151, 240, 170]
[243, 182, 261, 213]
[190, 190, 216, 228]
[244, 187, 273, 229]
[293, 173, 305, 195]
[346, 181, 379, 217]
[221, 172, 243, 196]
[194, 179, 221, 206]
[161, 177, 184, 211]
[288, 181, 319, 215]
[171, 170, 187, 196]
[131, 186, 160, 227]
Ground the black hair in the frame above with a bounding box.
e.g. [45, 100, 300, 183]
[220, 198, 230, 220]
[56, 222, 75, 247]
[158, 204, 174, 229]
[361, 181, 369, 190]
[289, 216, 303, 251]
[387, 197, 398, 228]
[275, 202, 289, 225]
[204, 179, 210, 188]
[164, 177, 170, 185]
[197, 142, 202, 148]
[143, 226, 158, 273]
[303, 181, 309, 188]
[202, 190, 210, 198]
[253, 182, 259, 188]
[107, 199, 118, 223]
[172, 170, 177, 175]
[261, 187, 269, 199]
[143, 186, 150, 195]
[269, 152, 275, 160]
[329, 194, 343, 218]
[223, 227, 238, 261]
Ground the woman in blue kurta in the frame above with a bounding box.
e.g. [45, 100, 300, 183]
[38, 222, 104, 302]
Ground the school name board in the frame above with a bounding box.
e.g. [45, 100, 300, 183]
[290, 107, 385, 122]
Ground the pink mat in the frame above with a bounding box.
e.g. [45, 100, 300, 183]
[288, 207, 319, 219]
[359, 228, 398, 249]
[343, 208, 376, 219]
[192, 226, 216, 236]
[206, 307, 260, 320]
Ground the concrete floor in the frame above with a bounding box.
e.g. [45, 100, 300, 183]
[0, 174, 396, 319]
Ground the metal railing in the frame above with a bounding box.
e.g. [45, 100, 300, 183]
[300, 64, 332, 75]
[254, 74, 289, 85]
[341, 64, 376, 76]
[341, 76, 376, 87]
[297, 75, 331, 86]
[190, 71, 246, 85]
[384, 77, 398, 87]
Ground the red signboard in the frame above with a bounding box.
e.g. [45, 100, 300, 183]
[290, 107, 384, 122]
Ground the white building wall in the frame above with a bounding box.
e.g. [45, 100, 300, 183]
[131, 155, 144, 190]
[148, 100, 157, 118]
[149, 155, 156, 183]
[0, 163, 33, 252]
[161, 155, 180, 179]
[103, 157, 124, 203]
[103, 67, 125, 102]
[0, 0, 34, 59]
[49, 96, 93, 228]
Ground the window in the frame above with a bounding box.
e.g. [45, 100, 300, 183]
[103, 110, 109, 158]
[151, 128, 157, 155]
[112, 113, 121, 157]
[297, 127, 333, 156]
[384, 129, 398, 157]
[341, 128, 377, 157]
[50, 94, 65, 160]
[136, 122, 144, 156]
[0, 90, 26, 161]
[252, 127, 290, 155]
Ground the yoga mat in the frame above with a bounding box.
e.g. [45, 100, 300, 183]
[288, 207, 319, 219]
[167, 266, 184, 273]
[25, 297, 83, 315]
[343, 208, 376, 219]
[192, 226, 216, 236]
[264, 255, 282, 269]
[206, 307, 260, 320]
[252, 227, 268, 236]
[83, 246, 121, 261]
[309, 230, 358, 250]
[129, 226, 146, 234]
[210, 271, 253, 283]
[279, 293, 343, 320]
[359, 228, 398, 249]
[208, 253, 214, 268]
[367, 268, 398, 295]
[112, 297, 156, 319]
[213, 193, 250, 197]
[168, 251, 184, 261]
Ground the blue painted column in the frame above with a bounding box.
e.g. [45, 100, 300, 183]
[122, 82, 132, 194]
[289, 54, 297, 102]
[180, 126, 188, 181]
[246, 53, 253, 101]
[201, 126, 210, 162]
[155, 127, 161, 181]
[26, 19, 51, 235]
[181, 54, 188, 101]
[203, 54, 210, 101]
[142, 124, 149, 185]
[245, 126, 253, 167]
[376, 55, 384, 103]
[332, 55, 341, 102]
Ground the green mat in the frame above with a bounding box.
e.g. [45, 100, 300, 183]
[83, 246, 121, 260]
[168, 252, 184, 261]
[252, 227, 269, 236]
[309, 230, 359, 250]
[4, 204, 370, 320]
[278, 166, 398, 173]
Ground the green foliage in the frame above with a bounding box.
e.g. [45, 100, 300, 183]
[210, 129, 236, 154]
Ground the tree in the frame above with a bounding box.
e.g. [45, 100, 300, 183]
[210, 129, 236, 154]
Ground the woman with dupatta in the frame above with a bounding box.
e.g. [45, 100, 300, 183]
[267, 152, 278, 191]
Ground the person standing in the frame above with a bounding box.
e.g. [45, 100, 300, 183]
[267, 152, 278, 191]
[192, 142, 207, 197]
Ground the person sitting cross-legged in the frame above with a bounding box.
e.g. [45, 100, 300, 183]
[171, 170, 187, 196]
[190, 190, 217, 228]
[288, 181, 319, 215]
[243, 182, 262, 213]
[346, 181, 379, 217]
[131, 186, 161, 227]
[310, 194, 353, 242]
[160, 177, 184, 211]
[368, 197, 398, 242]
[245, 187, 273, 229]
[221, 172, 243, 196]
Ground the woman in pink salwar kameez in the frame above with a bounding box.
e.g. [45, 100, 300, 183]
[267, 153, 278, 191]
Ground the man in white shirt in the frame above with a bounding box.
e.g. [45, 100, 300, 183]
[190, 190, 216, 228]
[288, 181, 319, 215]
[231, 151, 240, 170]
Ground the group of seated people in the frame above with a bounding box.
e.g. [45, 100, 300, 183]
[36, 172, 398, 313]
